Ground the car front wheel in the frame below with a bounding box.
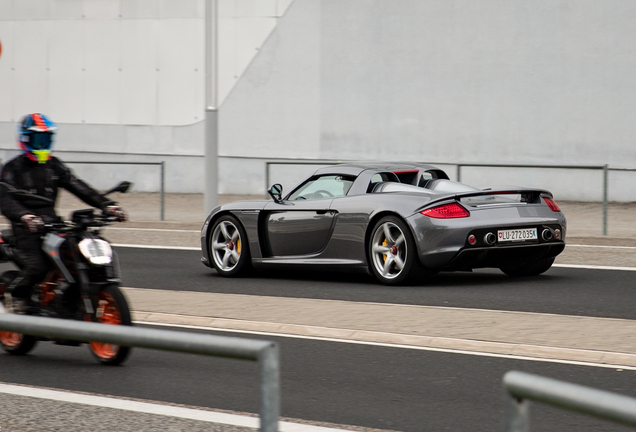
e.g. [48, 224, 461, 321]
[368, 216, 429, 285]
[209, 215, 251, 277]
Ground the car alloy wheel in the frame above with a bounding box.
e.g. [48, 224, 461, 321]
[209, 215, 251, 276]
[371, 220, 408, 281]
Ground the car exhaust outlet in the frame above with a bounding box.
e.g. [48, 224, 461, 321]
[484, 232, 496, 246]
[542, 229, 553, 241]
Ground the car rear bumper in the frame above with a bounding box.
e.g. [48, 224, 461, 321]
[407, 205, 567, 270]
[440, 242, 565, 271]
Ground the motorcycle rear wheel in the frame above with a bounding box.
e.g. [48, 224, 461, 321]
[0, 329, 37, 355]
[0, 271, 38, 355]
[86, 285, 132, 366]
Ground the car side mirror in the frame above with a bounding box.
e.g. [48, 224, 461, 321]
[268, 183, 283, 203]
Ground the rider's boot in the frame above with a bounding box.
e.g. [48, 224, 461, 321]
[5, 293, 27, 314]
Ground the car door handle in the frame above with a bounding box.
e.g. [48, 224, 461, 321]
[316, 210, 328, 215]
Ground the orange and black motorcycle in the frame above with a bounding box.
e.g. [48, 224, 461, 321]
[0, 182, 133, 365]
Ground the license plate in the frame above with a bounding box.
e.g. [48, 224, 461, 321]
[498, 228, 537, 242]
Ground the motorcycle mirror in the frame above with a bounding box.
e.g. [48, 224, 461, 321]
[104, 181, 132, 196]
[268, 183, 283, 203]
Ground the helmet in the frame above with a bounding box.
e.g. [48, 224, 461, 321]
[18, 113, 57, 164]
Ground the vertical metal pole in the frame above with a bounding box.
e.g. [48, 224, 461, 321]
[504, 393, 530, 432]
[160, 161, 165, 221]
[456, 164, 461, 182]
[259, 344, 280, 432]
[265, 162, 270, 198]
[602, 164, 608, 236]
[204, 0, 219, 215]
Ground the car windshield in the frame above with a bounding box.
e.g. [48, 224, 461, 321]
[288, 175, 355, 200]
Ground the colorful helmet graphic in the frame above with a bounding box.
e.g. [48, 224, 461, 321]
[18, 113, 57, 164]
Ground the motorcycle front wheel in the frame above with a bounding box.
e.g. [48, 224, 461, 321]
[86, 285, 132, 366]
[0, 271, 38, 356]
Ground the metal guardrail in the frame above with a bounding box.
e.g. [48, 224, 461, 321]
[504, 370, 636, 431]
[66, 161, 166, 221]
[264, 159, 636, 237]
[455, 163, 636, 237]
[0, 314, 280, 432]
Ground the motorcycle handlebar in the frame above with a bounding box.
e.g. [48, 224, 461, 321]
[41, 211, 122, 232]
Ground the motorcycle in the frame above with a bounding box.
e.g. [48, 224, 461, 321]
[0, 181, 133, 365]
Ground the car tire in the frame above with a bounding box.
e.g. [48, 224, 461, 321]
[209, 215, 252, 277]
[368, 216, 430, 285]
[500, 257, 555, 277]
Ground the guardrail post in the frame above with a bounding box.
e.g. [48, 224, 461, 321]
[160, 161, 165, 221]
[265, 162, 270, 199]
[602, 164, 608, 236]
[259, 343, 280, 432]
[504, 392, 530, 432]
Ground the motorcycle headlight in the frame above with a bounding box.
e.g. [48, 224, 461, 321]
[78, 238, 112, 265]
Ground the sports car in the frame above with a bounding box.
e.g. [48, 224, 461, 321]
[200, 163, 566, 285]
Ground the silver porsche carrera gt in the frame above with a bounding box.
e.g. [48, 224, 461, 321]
[200, 163, 566, 285]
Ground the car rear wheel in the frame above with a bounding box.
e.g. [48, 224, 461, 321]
[368, 216, 429, 285]
[209, 215, 251, 277]
[500, 257, 555, 277]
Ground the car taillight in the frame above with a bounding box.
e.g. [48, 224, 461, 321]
[543, 197, 561, 212]
[421, 203, 470, 218]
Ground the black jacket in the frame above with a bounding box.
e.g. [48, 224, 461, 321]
[0, 155, 114, 222]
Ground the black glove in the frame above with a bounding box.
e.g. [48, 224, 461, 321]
[105, 205, 128, 222]
[21, 214, 44, 233]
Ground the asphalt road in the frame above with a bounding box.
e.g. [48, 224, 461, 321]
[1, 324, 635, 432]
[2, 248, 636, 431]
[116, 247, 636, 320]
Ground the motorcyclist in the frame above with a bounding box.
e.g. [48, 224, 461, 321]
[0, 113, 127, 313]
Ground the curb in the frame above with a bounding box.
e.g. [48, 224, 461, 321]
[133, 311, 636, 369]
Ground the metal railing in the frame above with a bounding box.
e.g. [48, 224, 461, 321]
[264, 159, 636, 236]
[455, 163, 636, 236]
[66, 161, 166, 221]
[504, 370, 636, 431]
[0, 314, 280, 432]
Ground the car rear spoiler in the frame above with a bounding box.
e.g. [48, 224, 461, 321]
[419, 188, 554, 210]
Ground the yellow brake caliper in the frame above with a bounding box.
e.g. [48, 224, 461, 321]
[382, 238, 387, 262]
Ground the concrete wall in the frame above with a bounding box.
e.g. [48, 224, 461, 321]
[0, 0, 635, 201]
[222, 0, 636, 201]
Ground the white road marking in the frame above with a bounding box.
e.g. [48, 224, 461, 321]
[107, 227, 200, 233]
[567, 244, 636, 250]
[136, 321, 636, 371]
[0, 383, 350, 432]
[554, 264, 636, 271]
[112, 244, 200, 251]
